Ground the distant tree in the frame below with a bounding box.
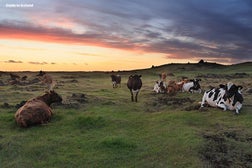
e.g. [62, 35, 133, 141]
[198, 59, 205, 64]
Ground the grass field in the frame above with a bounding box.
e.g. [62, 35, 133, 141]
[0, 62, 252, 168]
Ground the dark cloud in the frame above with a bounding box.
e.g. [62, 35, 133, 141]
[4, 60, 23, 63]
[1, 0, 252, 64]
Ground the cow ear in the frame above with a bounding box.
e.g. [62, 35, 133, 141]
[139, 75, 142, 78]
[237, 85, 243, 90]
[219, 84, 225, 88]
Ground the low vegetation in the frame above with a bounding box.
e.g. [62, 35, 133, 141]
[0, 62, 252, 167]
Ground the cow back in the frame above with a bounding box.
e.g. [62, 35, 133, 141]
[15, 99, 52, 127]
[127, 75, 142, 90]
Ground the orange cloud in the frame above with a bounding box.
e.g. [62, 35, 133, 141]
[0, 22, 136, 51]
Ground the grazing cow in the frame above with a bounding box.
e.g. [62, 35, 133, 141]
[200, 82, 243, 114]
[182, 78, 201, 93]
[37, 71, 56, 91]
[15, 91, 62, 127]
[127, 74, 142, 102]
[110, 74, 121, 88]
[159, 72, 167, 81]
[153, 80, 166, 93]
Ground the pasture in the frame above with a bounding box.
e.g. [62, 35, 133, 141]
[0, 62, 252, 167]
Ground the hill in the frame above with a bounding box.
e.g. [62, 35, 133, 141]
[0, 62, 252, 167]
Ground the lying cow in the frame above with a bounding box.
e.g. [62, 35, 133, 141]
[127, 74, 142, 102]
[182, 78, 201, 93]
[166, 80, 185, 95]
[200, 82, 243, 114]
[15, 90, 62, 127]
[37, 70, 56, 91]
[110, 74, 121, 88]
[153, 80, 166, 93]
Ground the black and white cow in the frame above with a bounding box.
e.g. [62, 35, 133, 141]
[127, 74, 142, 102]
[200, 82, 243, 114]
[110, 74, 121, 88]
[153, 80, 166, 93]
[182, 78, 201, 93]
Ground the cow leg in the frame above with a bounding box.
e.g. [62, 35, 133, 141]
[200, 92, 207, 108]
[235, 103, 242, 114]
[217, 102, 227, 111]
[130, 90, 134, 102]
[135, 91, 139, 102]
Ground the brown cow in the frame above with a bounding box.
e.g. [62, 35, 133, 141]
[15, 91, 62, 127]
[37, 71, 56, 91]
[167, 80, 186, 95]
[159, 72, 167, 81]
[127, 74, 142, 102]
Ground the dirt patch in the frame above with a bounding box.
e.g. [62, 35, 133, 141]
[157, 96, 194, 106]
[60, 93, 88, 109]
[145, 94, 197, 112]
[199, 129, 252, 167]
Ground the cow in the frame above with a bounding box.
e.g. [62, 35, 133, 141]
[153, 80, 166, 93]
[159, 72, 167, 81]
[182, 78, 201, 93]
[127, 74, 142, 102]
[15, 90, 62, 127]
[166, 80, 186, 95]
[37, 71, 56, 91]
[200, 82, 243, 114]
[110, 74, 121, 88]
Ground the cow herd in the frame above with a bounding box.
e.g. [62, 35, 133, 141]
[111, 72, 244, 115]
[1, 70, 244, 128]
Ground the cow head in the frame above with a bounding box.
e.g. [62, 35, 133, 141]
[129, 74, 142, 79]
[223, 82, 244, 107]
[44, 90, 62, 105]
[225, 83, 243, 99]
[190, 78, 201, 90]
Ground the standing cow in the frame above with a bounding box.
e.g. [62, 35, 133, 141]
[110, 74, 121, 88]
[127, 74, 142, 102]
[15, 90, 62, 127]
[37, 70, 56, 91]
[182, 78, 201, 93]
[200, 82, 243, 114]
[159, 72, 167, 81]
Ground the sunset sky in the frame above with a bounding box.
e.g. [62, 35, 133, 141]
[1, 0, 252, 71]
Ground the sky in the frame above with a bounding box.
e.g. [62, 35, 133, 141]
[0, 0, 252, 71]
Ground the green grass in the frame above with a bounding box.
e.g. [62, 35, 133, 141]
[0, 63, 252, 167]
